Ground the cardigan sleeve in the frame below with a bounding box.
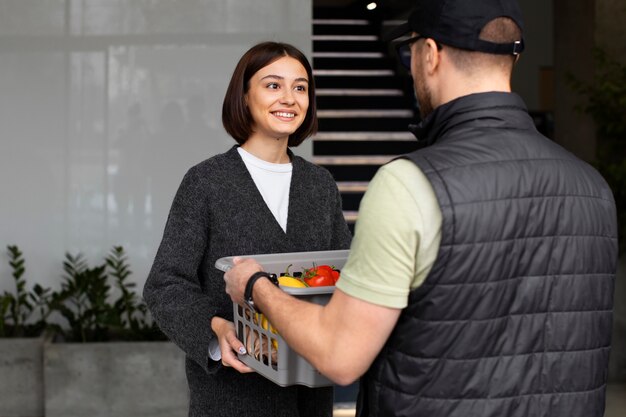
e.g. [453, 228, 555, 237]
[143, 165, 218, 374]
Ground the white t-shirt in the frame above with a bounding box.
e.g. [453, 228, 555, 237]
[237, 147, 292, 233]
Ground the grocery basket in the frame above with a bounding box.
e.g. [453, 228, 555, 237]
[215, 249, 349, 387]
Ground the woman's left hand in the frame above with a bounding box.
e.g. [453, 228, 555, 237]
[211, 316, 255, 373]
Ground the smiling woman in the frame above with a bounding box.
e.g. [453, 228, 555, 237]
[222, 42, 318, 150]
[245, 56, 310, 150]
[143, 41, 352, 417]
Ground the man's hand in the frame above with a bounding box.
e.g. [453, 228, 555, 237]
[223, 257, 263, 305]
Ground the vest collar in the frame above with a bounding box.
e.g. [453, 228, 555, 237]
[411, 92, 529, 147]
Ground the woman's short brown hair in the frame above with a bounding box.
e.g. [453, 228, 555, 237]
[222, 42, 317, 147]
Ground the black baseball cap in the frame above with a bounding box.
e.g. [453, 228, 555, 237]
[386, 0, 525, 55]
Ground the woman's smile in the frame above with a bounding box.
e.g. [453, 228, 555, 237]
[272, 111, 295, 119]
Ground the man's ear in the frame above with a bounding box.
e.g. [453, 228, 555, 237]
[424, 38, 440, 74]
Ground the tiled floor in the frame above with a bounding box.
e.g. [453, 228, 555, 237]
[333, 384, 626, 417]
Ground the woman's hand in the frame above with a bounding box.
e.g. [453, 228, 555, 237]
[211, 316, 255, 373]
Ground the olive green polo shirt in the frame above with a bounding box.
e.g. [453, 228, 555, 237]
[337, 158, 443, 309]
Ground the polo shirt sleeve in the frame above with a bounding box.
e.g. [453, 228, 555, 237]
[336, 159, 442, 309]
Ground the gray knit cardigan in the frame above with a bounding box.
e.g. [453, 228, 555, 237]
[143, 145, 352, 417]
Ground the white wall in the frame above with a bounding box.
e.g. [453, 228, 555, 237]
[0, 0, 312, 294]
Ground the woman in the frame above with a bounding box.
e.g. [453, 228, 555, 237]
[143, 42, 352, 417]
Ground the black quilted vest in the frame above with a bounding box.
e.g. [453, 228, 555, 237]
[356, 93, 618, 417]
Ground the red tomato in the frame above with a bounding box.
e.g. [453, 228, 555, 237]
[302, 264, 339, 287]
[315, 265, 340, 283]
[304, 273, 335, 287]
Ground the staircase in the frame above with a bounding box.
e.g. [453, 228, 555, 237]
[312, 7, 419, 232]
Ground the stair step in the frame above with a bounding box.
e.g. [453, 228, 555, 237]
[314, 40, 384, 53]
[314, 56, 394, 70]
[312, 35, 378, 41]
[343, 211, 358, 223]
[314, 131, 415, 141]
[382, 20, 407, 28]
[326, 166, 381, 182]
[319, 116, 415, 132]
[317, 88, 401, 96]
[313, 52, 384, 58]
[337, 181, 370, 192]
[316, 89, 407, 109]
[313, 19, 370, 25]
[314, 140, 418, 156]
[314, 69, 394, 77]
[314, 155, 395, 165]
[315, 75, 400, 89]
[318, 109, 413, 118]
[317, 95, 412, 110]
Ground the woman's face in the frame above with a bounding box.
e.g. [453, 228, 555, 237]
[245, 56, 309, 142]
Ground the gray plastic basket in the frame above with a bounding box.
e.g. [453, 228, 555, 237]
[215, 249, 349, 387]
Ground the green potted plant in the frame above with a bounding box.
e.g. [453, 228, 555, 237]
[570, 48, 626, 382]
[49, 246, 164, 342]
[0, 245, 54, 417]
[44, 246, 188, 417]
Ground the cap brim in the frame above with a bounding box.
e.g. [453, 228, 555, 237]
[383, 22, 411, 42]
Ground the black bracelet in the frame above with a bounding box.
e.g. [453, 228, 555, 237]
[244, 271, 278, 313]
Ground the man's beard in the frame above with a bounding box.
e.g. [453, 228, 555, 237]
[411, 54, 434, 119]
[415, 75, 434, 120]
